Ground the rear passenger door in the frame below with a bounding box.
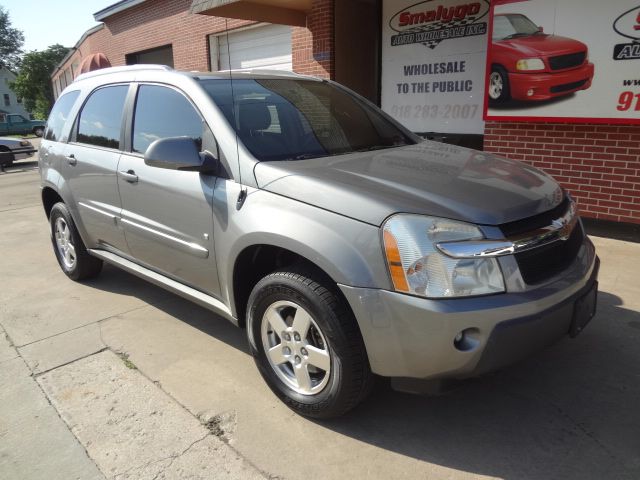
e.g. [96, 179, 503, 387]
[65, 84, 130, 253]
[117, 84, 220, 296]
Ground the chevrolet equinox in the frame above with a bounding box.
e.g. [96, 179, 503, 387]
[40, 65, 599, 418]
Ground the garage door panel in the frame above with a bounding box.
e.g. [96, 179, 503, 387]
[216, 24, 292, 72]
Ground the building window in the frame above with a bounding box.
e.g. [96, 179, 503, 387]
[3, 94, 10, 106]
[126, 45, 174, 68]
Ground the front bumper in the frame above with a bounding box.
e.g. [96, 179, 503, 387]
[508, 62, 594, 101]
[0, 146, 36, 165]
[339, 237, 598, 380]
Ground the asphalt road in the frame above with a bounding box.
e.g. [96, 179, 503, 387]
[0, 150, 639, 479]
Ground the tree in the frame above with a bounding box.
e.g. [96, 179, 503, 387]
[0, 7, 24, 71]
[11, 44, 69, 119]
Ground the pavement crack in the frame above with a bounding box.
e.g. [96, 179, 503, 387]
[32, 347, 109, 377]
[151, 432, 210, 480]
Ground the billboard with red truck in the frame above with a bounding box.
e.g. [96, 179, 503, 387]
[485, 0, 640, 124]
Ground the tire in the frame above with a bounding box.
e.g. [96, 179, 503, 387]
[50, 202, 103, 281]
[488, 66, 511, 104]
[0, 148, 13, 167]
[246, 267, 373, 418]
[33, 127, 44, 137]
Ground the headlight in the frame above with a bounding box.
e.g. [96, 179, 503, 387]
[382, 215, 505, 298]
[516, 58, 545, 71]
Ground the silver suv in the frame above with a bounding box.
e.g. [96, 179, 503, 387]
[40, 65, 599, 418]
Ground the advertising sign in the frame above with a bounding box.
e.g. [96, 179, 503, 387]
[381, 0, 490, 134]
[485, 0, 640, 124]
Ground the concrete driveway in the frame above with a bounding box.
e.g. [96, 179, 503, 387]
[0, 153, 639, 479]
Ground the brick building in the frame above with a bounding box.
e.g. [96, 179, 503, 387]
[52, 0, 640, 227]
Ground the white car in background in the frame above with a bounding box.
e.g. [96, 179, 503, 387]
[0, 137, 37, 168]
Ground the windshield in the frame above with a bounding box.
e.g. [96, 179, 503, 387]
[493, 14, 541, 41]
[199, 78, 416, 162]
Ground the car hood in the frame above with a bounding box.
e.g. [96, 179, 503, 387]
[498, 34, 587, 57]
[0, 137, 23, 147]
[253, 141, 563, 227]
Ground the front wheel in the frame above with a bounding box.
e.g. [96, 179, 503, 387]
[488, 67, 511, 104]
[246, 268, 373, 418]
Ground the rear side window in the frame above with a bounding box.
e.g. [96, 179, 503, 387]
[45, 90, 80, 142]
[77, 85, 128, 149]
[132, 85, 203, 154]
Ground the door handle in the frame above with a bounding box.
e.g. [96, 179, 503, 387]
[66, 154, 77, 166]
[119, 170, 138, 183]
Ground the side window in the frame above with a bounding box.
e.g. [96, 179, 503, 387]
[132, 85, 203, 154]
[45, 90, 80, 141]
[77, 85, 128, 149]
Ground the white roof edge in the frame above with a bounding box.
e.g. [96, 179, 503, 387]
[94, 0, 148, 21]
[74, 64, 173, 83]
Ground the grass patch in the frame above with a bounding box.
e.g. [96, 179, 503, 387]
[117, 352, 137, 370]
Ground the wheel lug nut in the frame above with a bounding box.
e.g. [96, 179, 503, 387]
[294, 333, 301, 341]
[283, 333, 291, 341]
[295, 356, 301, 365]
[301, 348, 308, 356]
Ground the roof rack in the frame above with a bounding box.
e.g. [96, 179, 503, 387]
[222, 68, 306, 78]
[74, 64, 173, 82]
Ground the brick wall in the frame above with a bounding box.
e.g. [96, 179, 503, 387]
[54, 0, 328, 83]
[485, 123, 640, 224]
[292, 0, 334, 78]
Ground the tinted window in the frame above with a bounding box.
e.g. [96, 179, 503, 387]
[199, 79, 415, 162]
[45, 90, 80, 142]
[132, 85, 203, 154]
[77, 85, 128, 149]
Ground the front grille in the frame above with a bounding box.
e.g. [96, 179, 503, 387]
[500, 197, 569, 237]
[499, 197, 584, 285]
[550, 79, 588, 93]
[549, 51, 586, 70]
[513, 224, 584, 284]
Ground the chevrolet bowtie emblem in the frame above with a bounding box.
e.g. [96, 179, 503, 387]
[552, 217, 572, 241]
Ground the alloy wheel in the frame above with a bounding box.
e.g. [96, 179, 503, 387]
[54, 217, 77, 270]
[489, 72, 503, 100]
[261, 300, 331, 395]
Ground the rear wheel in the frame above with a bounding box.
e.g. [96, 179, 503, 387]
[488, 66, 511, 104]
[246, 268, 373, 418]
[50, 202, 103, 280]
[33, 127, 44, 137]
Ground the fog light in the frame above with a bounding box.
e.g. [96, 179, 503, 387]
[527, 89, 535, 97]
[453, 328, 480, 352]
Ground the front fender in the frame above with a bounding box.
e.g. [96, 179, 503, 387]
[212, 181, 391, 316]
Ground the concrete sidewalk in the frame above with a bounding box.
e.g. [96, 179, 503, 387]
[1, 169, 639, 480]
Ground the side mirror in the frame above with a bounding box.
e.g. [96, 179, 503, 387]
[538, 26, 544, 33]
[144, 136, 217, 172]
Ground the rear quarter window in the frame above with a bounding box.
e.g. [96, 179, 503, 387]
[45, 90, 80, 142]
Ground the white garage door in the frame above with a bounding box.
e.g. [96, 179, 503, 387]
[212, 24, 292, 72]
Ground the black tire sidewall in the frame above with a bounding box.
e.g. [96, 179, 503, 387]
[247, 275, 354, 416]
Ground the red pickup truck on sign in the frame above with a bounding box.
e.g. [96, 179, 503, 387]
[489, 13, 595, 104]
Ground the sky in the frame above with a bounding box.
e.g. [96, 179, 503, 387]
[0, 0, 114, 52]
